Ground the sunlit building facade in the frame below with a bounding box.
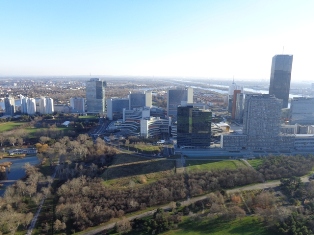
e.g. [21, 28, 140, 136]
[86, 78, 106, 114]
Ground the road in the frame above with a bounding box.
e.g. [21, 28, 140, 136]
[79, 175, 311, 235]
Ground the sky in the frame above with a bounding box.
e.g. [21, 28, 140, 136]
[0, 0, 314, 81]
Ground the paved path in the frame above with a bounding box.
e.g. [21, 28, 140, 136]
[79, 174, 312, 235]
[227, 175, 310, 194]
[26, 170, 57, 235]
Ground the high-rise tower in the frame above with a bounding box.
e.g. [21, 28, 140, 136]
[167, 87, 193, 121]
[4, 95, 15, 116]
[269, 54, 293, 108]
[243, 94, 282, 149]
[86, 78, 106, 114]
[177, 105, 211, 148]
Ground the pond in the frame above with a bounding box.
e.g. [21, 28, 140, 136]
[0, 155, 39, 196]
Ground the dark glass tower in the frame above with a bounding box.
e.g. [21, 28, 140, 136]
[269, 54, 293, 108]
[177, 105, 211, 148]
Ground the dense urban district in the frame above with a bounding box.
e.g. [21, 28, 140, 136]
[1, 55, 314, 234]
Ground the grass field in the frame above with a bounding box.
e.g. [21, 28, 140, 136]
[102, 154, 176, 188]
[161, 216, 274, 235]
[247, 159, 264, 169]
[0, 121, 25, 132]
[186, 160, 247, 172]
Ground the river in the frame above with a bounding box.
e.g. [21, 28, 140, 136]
[0, 155, 39, 196]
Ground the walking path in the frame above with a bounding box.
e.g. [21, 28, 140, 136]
[26, 170, 56, 235]
[79, 174, 313, 235]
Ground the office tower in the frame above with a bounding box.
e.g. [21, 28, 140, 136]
[231, 90, 242, 119]
[177, 105, 212, 148]
[290, 97, 314, 125]
[20, 96, 28, 114]
[107, 98, 129, 120]
[4, 95, 15, 116]
[269, 54, 293, 108]
[228, 80, 243, 113]
[243, 94, 282, 148]
[234, 93, 245, 121]
[128, 91, 152, 110]
[86, 78, 106, 114]
[45, 98, 54, 114]
[167, 87, 193, 120]
[26, 98, 36, 115]
[70, 97, 85, 113]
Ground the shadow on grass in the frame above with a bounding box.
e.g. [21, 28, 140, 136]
[185, 160, 221, 167]
[104, 159, 175, 180]
[175, 217, 274, 235]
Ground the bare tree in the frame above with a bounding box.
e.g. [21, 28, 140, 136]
[7, 136, 16, 146]
[115, 218, 132, 234]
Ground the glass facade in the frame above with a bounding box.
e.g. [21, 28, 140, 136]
[86, 78, 106, 113]
[269, 54, 293, 108]
[167, 88, 193, 120]
[177, 105, 211, 147]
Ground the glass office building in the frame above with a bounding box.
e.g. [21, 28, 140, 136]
[177, 105, 212, 148]
[269, 54, 293, 108]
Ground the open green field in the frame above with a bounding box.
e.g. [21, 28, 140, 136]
[247, 159, 264, 169]
[186, 160, 247, 172]
[0, 121, 25, 132]
[24, 126, 76, 137]
[102, 154, 175, 188]
[161, 216, 274, 235]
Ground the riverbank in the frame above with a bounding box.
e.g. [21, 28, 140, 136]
[0, 155, 39, 196]
[0, 153, 27, 159]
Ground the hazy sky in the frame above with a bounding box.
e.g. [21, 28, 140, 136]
[1, 0, 314, 81]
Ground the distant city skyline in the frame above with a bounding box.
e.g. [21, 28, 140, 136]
[1, 1, 314, 81]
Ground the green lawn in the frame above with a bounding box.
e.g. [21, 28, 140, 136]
[162, 216, 274, 235]
[247, 159, 264, 169]
[0, 121, 25, 132]
[186, 160, 246, 172]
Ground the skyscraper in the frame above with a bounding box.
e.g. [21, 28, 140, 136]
[4, 95, 15, 116]
[269, 54, 293, 108]
[107, 98, 129, 120]
[45, 98, 54, 114]
[129, 91, 152, 110]
[70, 97, 85, 113]
[20, 95, 28, 114]
[38, 97, 54, 114]
[26, 98, 36, 115]
[231, 90, 242, 119]
[228, 80, 243, 113]
[167, 87, 193, 120]
[290, 97, 314, 125]
[86, 78, 106, 114]
[243, 94, 282, 149]
[177, 105, 211, 148]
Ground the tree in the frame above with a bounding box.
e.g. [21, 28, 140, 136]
[16, 138, 23, 147]
[115, 218, 132, 234]
[0, 134, 5, 146]
[54, 219, 64, 232]
[7, 136, 16, 146]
